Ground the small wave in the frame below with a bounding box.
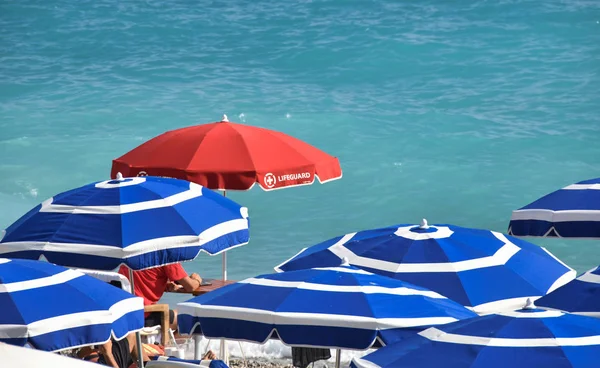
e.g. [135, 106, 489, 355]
[0, 136, 31, 147]
[12, 181, 39, 200]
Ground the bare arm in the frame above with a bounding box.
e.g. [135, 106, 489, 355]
[177, 273, 202, 292]
[99, 340, 119, 368]
[203, 350, 217, 360]
[127, 333, 150, 363]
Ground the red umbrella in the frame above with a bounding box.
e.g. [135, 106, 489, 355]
[111, 115, 342, 191]
[111, 115, 341, 362]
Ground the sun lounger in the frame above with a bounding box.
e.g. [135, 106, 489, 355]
[147, 356, 229, 368]
[75, 268, 170, 344]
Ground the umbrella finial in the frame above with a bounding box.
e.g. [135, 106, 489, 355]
[116, 172, 124, 181]
[222, 114, 229, 122]
[420, 219, 429, 229]
[340, 257, 350, 266]
[523, 298, 536, 309]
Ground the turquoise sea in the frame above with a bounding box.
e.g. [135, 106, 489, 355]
[1, 0, 599, 311]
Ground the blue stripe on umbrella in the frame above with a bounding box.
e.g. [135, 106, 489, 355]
[536, 265, 600, 316]
[509, 178, 600, 238]
[275, 222, 575, 314]
[177, 265, 476, 349]
[351, 308, 600, 368]
[0, 258, 144, 352]
[0, 176, 250, 270]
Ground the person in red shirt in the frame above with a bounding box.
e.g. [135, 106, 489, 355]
[118, 263, 202, 331]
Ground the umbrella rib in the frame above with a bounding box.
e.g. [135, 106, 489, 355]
[149, 127, 202, 171]
[44, 188, 124, 253]
[183, 124, 223, 171]
[262, 128, 318, 170]
[228, 123, 259, 174]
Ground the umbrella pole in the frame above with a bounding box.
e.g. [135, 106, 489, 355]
[129, 268, 145, 368]
[220, 251, 228, 362]
[220, 190, 229, 363]
[222, 189, 228, 281]
[222, 251, 227, 281]
[335, 349, 341, 368]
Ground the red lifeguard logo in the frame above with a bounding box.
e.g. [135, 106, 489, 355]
[137, 171, 148, 177]
[262, 172, 313, 189]
[264, 173, 277, 189]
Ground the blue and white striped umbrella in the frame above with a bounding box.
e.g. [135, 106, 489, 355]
[177, 264, 477, 350]
[509, 177, 600, 238]
[351, 307, 600, 368]
[275, 220, 575, 314]
[0, 175, 250, 270]
[0, 258, 144, 352]
[536, 265, 600, 317]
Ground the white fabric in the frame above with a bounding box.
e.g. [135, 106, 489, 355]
[311, 266, 371, 275]
[328, 231, 521, 273]
[1, 297, 143, 338]
[0, 218, 249, 259]
[0, 269, 82, 293]
[419, 327, 600, 347]
[177, 303, 459, 330]
[563, 184, 600, 190]
[496, 310, 563, 318]
[75, 269, 131, 292]
[0, 343, 100, 368]
[394, 225, 454, 240]
[95, 177, 146, 189]
[511, 209, 600, 222]
[40, 182, 203, 214]
[577, 271, 600, 284]
[546, 269, 577, 293]
[147, 360, 206, 368]
[237, 278, 445, 298]
[467, 296, 541, 315]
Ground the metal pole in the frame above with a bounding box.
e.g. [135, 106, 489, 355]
[129, 268, 145, 368]
[220, 189, 228, 363]
[222, 252, 227, 281]
[193, 335, 202, 360]
[335, 349, 341, 368]
[220, 250, 228, 362]
[222, 189, 228, 281]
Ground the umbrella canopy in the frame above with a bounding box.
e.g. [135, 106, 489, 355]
[275, 220, 575, 314]
[111, 115, 342, 191]
[508, 177, 600, 238]
[0, 175, 249, 270]
[1, 343, 101, 368]
[351, 306, 600, 368]
[177, 264, 477, 350]
[0, 258, 144, 351]
[536, 265, 600, 317]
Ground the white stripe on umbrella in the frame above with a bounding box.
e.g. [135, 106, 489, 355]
[328, 232, 522, 273]
[0, 218, 249, 259]
[419, 326, 600, 347]
[178, 303, 461, 330]
[3, 297, 143, 338]
[237, 278, 446, 298]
